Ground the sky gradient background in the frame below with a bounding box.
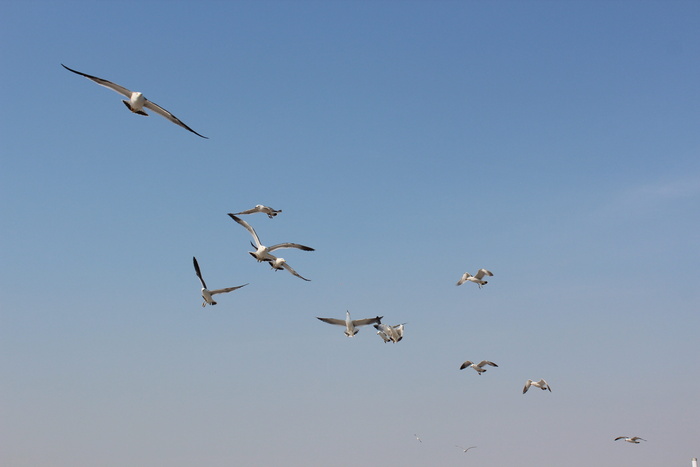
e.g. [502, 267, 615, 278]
[1, 1, 699, 466]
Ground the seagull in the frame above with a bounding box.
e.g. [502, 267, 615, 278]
[61, 64, 208, 138]
[228, 213, 314, 265]
[459, 360, 498, 375]
[192, 256, 248, 307]
[267, 255, 310, 281]
[456, 445, 477, 453]
[614, 436, 646, 444]
[230, 205, 282, 219]
[374, 323, 405, 343]
[414, 434, 422, 443]
[523, 379, 552, 394]
[316, 311, 383, 337]
[456, 269, 493, 288]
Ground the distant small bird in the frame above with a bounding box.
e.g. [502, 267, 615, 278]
[523, 379, 552, 394]
[614, 436, 646, 444]
[193, 257, 248, 307]
[316, 311, 383, 337]
[459, 360, 498, 375]
[375, 323, 405, 343]
[230, 205, 282, 219]
[456, 445, 477, 453]
[414, 434, 422, 443]
[456, 269, 493, 288]
[61, 64, 208, 138]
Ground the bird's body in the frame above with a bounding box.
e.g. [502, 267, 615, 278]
[231, 205, 282, 219]
[459, 360, 498, 375]
[614, 436, 646, 444]
[61, 64, 207, 138]
[192, 257, 247, 307]
[456, 269, 493, 288]
[317, 311, 383, 337]
[523, 379, 552, 393]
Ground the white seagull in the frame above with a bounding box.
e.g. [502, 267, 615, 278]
[228, 214, 314, 274]
[62, 64, 208, 138]
[459, 360, 498, 375]
[231, 205, 282, 219]
[193, 256, 248, 307]
[414, 434, 422, 443]
[523, 379, 552, 394]
[456, 269, 493, 288]
[374, 323, 405, 343]
[267, 255, 310, 281]
[614, 436, 646, 444]
[316, 311, 383, 337]
[456, 445, 477, 453]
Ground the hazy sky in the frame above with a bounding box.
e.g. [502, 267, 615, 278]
[1, 1, 699, 466]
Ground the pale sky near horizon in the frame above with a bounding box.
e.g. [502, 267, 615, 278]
[1, 1, 699, 466]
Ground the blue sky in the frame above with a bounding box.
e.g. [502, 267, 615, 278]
[1, 1, 699, 466]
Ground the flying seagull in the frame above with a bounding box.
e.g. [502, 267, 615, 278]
[230, 205, 282, 219]
[456, 269, 493, 288]
[414, 434, 422, 443]
[614, 436, 646, 444]
[193, 256, 248, 307]
[61, 64, 208, 138]
[228, 214, 314, 263]
[456, 445, 477, 453]
[459, 360, 498, 375]
[316, 311, 383, 337]
[523, 379, 552, 394]
[267, 255, 311, 281]
[374, 323, 405, 343]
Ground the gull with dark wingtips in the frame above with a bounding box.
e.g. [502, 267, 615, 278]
[193, 257, 247, 307]
[459, 360, 498, 375]
[231, 205, 282, 219]
[62, 64, 208, 138]
[317, 311, 383, 337]
[523, 379, 552, 394]
[456, 445, 477, 453]
[456, 269, 493, 288]
[614, 436, 646, 444]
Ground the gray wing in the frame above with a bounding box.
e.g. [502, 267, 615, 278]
[352, 316, 383, 327]
[231, 207, 260, 215]
[282, 262, 310, 281]
[62, 64, 133, 98]
[478, 360, 498, 368]
[317, 317, 346, 326]
[268, 242, 315, 252]
[143, 100, 208, 138]
[228, 214, 262, 248]
[474, 269, 493, 279]
[192, 256, 207, 289]
[210, 284, 248, 295]
[459, 361, 473, 370]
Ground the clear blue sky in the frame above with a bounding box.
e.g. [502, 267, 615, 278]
[1, 1, 699, 466]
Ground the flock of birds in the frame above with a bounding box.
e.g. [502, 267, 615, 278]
[62, 63, 648, 454]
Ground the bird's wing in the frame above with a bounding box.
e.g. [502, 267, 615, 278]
[459, 361, 473, 370]
[62, 64, 133, 98]
[474, 269, 493, 279]
[282, 262, 310, 281]
[479, 360, 498, 367]
[317, 317, 346, 326]
[456, 274, 468, 286]
[192, 257, 207, 289]
[231, 207, 258, 215]
[352, 316, 383, 327]
[523, 380, 532, 393]
[210, 284, 248, 295]
[268, 242, 315, 252]
[143, 100, 208, 138]
[541, 379, 551, 391]
[632, 437, 646, 441]
[614, 437, 626, 441]
[228, 214, 262, 247]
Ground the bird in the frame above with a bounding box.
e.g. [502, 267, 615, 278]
[230, 205, 282, 219]
[192, 256, 248, 307]
[316, 311, 383, 337]
[267, 255, 310, 281]
[456, 445, 477, 453]
[459, 360, 498, 375]
[523, 379, 552, 394]
[414, 434, 422, 443]
[614, 436, 646, 444]
[61, 64, 208, 138]
[374, 323, 405, 343]
[228, 213, 314, 266]
[456, 269, 493, 288]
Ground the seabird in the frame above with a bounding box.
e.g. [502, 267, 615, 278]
[523, 379, 552, 394]
[267, 255, 310, 281]
[414, 434, 422, 443]
[374, 323, 405, 343]
[614, 436, 646, 444]
[228, 214, 314, 277]
[459, 360, 498, 375]
[193, 256, 247, 307]
[61, 64, 208, 138]
[456, 445, 477, 453]
[316, 311, 383, 337]
[456, 269, 493, 288]
[231, 205, 282, 219]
